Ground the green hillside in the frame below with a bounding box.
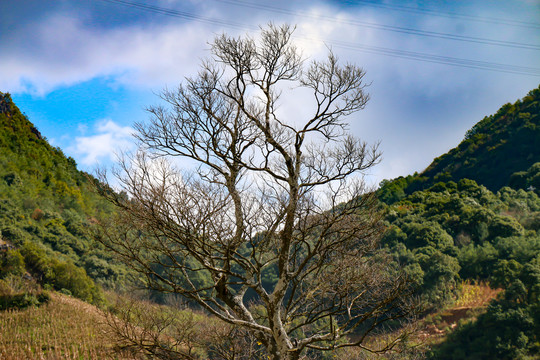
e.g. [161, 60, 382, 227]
[0, 92, 133, 304]
[0, 87, 539, 359]
[379, 86, 540, 204]
[380, 179, 540, 359]
[375, 86, 540, 359]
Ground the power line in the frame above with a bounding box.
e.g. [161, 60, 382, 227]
[343, 0, 540, 30]
[213, 0, 540, 51]
[96, 0, 540, 77]
[98, 0, 256, 30]
[315, 38, 540, 76]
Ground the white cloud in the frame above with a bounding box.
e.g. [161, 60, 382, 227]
[2, 0, 538, 185]
[0, 14, 211, 95]
[2, 2, 536, 99]
[69, 119, 134, 166]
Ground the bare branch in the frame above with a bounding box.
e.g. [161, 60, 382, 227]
[96, 24, 417, 360]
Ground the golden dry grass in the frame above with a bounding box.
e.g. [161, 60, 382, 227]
[454, 280, 502, 308]
[0, 293, 141, 360]
[0, 282, 502, 360]
[416, 280, 502, 344]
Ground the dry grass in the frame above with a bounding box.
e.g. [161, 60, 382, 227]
[416, 280, 502, 344]
[454, 280, 502, 308]
[0, 282, 501, 360]
[0, 290, 260, 360]
[0, 292, 141, 360]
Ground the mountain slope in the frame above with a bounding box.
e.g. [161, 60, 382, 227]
[423, 86, 539, 190]
[374, 86, 540, 359]
[379, 86, 540, 204]
[0, 92, 132, 297]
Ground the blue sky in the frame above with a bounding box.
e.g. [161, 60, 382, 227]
[1, 0, 539, 186]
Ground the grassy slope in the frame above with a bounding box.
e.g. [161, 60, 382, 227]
[0, 292, 142, 360]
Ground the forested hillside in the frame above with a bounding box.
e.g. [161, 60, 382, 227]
[376, 87, 540, 359]
[0, 92, 133, 305]
[379, 86, 540, 204]
[0, 86, 539, 359]
[380, 179, 540, 358]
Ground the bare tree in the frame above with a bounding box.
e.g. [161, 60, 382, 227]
[97, 24, 415, 360]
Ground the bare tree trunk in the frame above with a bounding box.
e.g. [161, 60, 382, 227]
[96, 23, 417, 360]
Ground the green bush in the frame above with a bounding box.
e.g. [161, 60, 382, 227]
[19, 241, 105, 305]
[0, 249, 25, 278]
[0, 290, 50, 310]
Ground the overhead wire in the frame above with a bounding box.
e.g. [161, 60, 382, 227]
[342, 0, 540, 30]
[98, 0, 256, 30]
[96, 0, 540, 77]
[213, 0, 540, 50]
[319, 38, 540, 76]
